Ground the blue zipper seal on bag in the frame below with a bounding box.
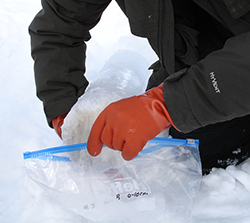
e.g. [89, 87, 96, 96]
[23, 137, 199, 161]
[23, 143, 88, 161]
[139, 137, 199, 156]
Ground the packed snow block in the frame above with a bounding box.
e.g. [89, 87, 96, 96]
[62, 50, 151, 146]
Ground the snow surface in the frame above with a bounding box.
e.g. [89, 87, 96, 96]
[1, 0, 250, 222]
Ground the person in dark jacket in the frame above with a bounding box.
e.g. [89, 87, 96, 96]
[29, 0, 250, 174]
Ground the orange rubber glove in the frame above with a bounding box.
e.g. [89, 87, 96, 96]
[87, 84, 176, 160]
[52, 113, 68, 139]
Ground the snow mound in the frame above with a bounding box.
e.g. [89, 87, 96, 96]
[192, 159, 250, 222]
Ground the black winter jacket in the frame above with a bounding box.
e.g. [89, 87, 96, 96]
[29, 0, 250, 133]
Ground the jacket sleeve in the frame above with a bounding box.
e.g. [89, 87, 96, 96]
[29, 0, 111, 127]
[163, 32, 250, 133]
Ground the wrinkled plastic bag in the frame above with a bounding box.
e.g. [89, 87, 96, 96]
[23, 137, 202, 223]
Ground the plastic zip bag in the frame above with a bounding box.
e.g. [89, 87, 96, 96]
[23, 137, 201, 223]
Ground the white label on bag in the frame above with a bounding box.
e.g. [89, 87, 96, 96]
[105, 177, 151, 201]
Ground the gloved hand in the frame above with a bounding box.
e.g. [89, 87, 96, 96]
[87, 84, 176, 160]
[52, 113, 68, 139]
